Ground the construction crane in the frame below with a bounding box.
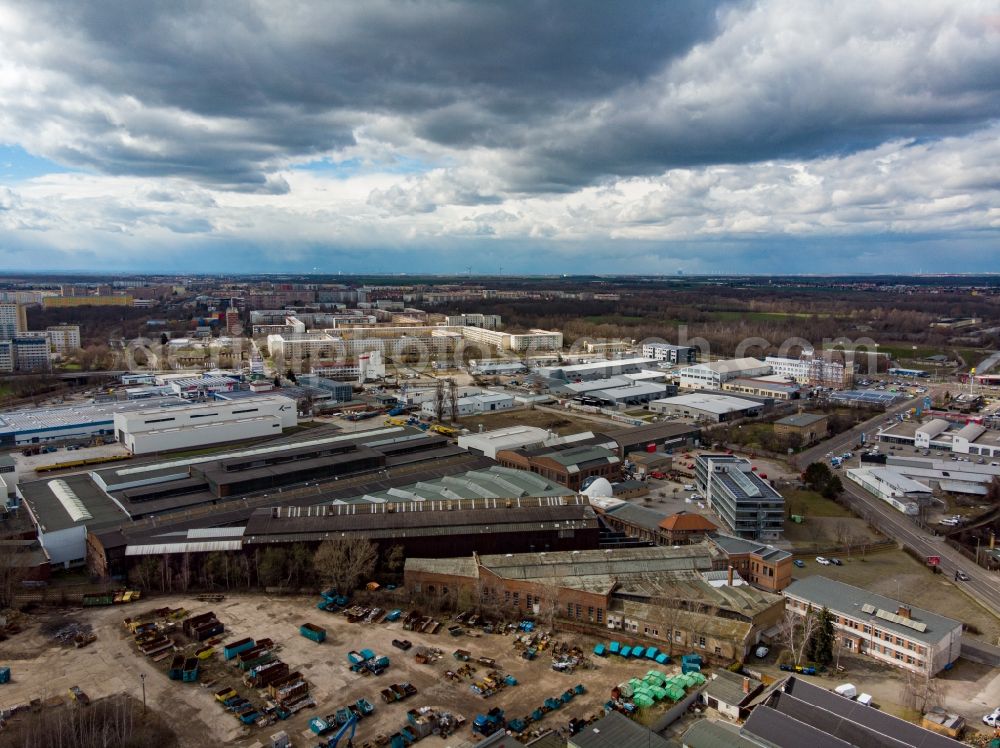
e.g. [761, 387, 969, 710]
[320, 714, 357, 748]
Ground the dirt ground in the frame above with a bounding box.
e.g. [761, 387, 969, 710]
[457, 408, 613, 436]
[791, 549, 1000, 644]
[0, 595, 686, 747]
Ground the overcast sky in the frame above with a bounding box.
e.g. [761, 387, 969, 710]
[1, 1, 998, 275]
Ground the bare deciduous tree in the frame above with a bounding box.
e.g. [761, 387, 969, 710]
[0, 542, 28, 609]
[314, 537, 378, 594]
[778, 607, 820, 666]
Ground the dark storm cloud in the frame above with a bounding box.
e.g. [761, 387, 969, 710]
[3, 1, 999, 194]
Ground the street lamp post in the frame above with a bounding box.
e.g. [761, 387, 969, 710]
[140, 672, 146, 716]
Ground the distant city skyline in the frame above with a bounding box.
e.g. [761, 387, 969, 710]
[0, 1, 998, 273]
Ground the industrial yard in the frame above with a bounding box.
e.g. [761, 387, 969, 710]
[0, 593, 680, 746]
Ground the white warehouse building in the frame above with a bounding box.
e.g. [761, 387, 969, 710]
[114, 395, 298, 455]
[419, 392, 515, 417]
[677, 358, 771, 390]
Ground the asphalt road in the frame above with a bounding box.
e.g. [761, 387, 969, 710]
[792, 385, 1000, 618]
[795, 392, 925, 470]
[838, 478, 1000, 619]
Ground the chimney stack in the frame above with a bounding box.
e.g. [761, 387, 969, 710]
[743, 676, 751, 694]
[727, 565, 734, 586]
[896, 605, 911, 619]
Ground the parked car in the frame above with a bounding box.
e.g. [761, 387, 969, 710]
[793, 560, 805, 568]
[830, 558, 843, 566]
[816, 556, 831, 566]
[683, 484, 695, 491]
[983, 707, 1000, 727]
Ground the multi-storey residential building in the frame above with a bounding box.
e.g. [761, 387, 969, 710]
[445, 313, 501, 330]
[266, 332, 340, 362]
[783, 576, 961, 676]
[765, 352, 853, 388]
[458, 326, 562, 352]
[642, 342, 698, 364]
[0, 291, 45, 305]
[678, 358, 771, 390]
[0, 341, 13, 373]
[42, 295, 132, 308]
[45, 325, 81, 354]
[12, 335, 51, 371]
[0, 303, 27, 340]
[695, 454, 784, 541]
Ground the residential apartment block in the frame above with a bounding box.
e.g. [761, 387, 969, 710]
[0, 303, 27, 340]
[765, 353, 853, 388]
[45, 325, 82, 354]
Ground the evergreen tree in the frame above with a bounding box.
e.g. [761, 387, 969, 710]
[806, 607, 836, 666]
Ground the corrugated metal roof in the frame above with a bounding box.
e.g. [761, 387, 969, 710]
[126, 540, 243, 555]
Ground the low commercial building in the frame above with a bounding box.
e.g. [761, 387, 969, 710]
[783, 576, 962, 676]
[587, 382, 670, 407]
[605, 422, 701, 457]
[707, 534, 793, 592]
[570, 712, 670, 748]
[696, 455, 784, 541]
[684, 676, 961, 748]
[659, 512, 719, 545]
[113, 395, 298, 454]
[497, 442, 621, 491]
[642, 342, 697, 364]
[722, 376, 801, 401]
[420, 391, 516, 417]
[406, 543, 784, 663]
[539, 357, 660, 382]
[678, 358, 770, 390]
[773, 413, 829, 443]
[583, 340, 631, 356]
[0, 397, 191, 446]
[600, 506, 718, 546]
[457, 426, 552, 459]
[702, 670, 764, 720]
[844, 467, 928, 515]
[649, 393, 763, 423]
[879, 417, 1000, 459]
[296, 374, 354, 402]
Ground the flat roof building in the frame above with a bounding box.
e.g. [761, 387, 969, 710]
[641, 342, 697, 365]
[844, 467, 929, 515]
[0, 396, 189, 446]
[113, 395, 298, 455]
[696, 455, 784, 542]
[649, 393, 763, 423]
[605, 422, 701, 457]
[539, 357, 660, 382]
[678, 358, 770, 390]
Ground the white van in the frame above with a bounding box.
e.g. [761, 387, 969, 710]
[857, 693, 873, 707]
[834, 683, 857, 699]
